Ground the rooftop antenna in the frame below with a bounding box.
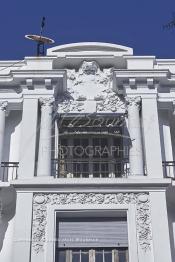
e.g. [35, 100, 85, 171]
[163, 12, 175, 30]
[25, 17, 55, 56]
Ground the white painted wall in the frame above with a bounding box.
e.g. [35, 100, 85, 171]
[0, 187, 16, 262]
[2, 111, 22, 162]
[159, 110, 174, 177]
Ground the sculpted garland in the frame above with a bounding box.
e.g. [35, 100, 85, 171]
[32, 192, 152, 253]
[57, 61, 125, 113]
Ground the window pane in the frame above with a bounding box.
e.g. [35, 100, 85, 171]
[104, 251, 112, 262]
[93, 163, 100, 177]
[58, 250, 66, 262]
[82, 139, 89, 158]
[118, 250, 126, 262]
[73, 163, 81, 177]
[114, 163, 122, 177]
[101, 138, 108, 147]
[72, 251, 80, 262]
[95, 250, 103, 262]
[81, 251, 89, 262]
[101, 163, 109, 177]
[82, 163, 89, 178]
[113, 138, 122, 158]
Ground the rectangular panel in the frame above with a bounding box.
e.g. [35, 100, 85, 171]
[57, 218, 128, 248]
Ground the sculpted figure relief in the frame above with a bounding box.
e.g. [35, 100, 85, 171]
[57, 61, 125, 113]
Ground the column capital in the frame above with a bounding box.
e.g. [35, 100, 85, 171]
[39, 97, 54, 107]
[172, 100, 175, 116]
[126, 96, 141, 108]
[0, 101, 8, 111]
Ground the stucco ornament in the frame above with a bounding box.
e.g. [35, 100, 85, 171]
[32, 192, 152, 253]
[96, 89, 125, 112]
[39, 97, 54, 107]
[126, 96, 141, 109]
[57, 61, 126, 113]
[0, 101, 8, 111]
[67, 61, 112, 89]
[136, 194, 152, 251]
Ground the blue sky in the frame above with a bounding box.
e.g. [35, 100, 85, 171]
[1, 0, 175, 60]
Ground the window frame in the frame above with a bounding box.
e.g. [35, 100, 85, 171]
[59, 134, 125, 178]
[55, 211, 129, 262]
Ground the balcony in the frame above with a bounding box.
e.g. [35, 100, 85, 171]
[52, 158, 130, 178]
[1, 162, 19, 182]
[1, 161, 174, 181]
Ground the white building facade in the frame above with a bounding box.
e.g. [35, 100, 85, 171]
[0, 42, 175, 262]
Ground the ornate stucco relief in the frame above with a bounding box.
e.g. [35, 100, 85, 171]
[39, 97, 54, 107]
[57, 61, 126, 113]
[0, 101, 8, 111]
[32, 192, 152, 253]
[126, 96, 141, 109]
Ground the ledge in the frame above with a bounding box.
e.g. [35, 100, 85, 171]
[0, 181, 10, 188]
[10, 177, 172, 190]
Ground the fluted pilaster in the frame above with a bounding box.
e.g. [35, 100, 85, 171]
[126, 96, 144, 176]
[37, 97, 54, 177]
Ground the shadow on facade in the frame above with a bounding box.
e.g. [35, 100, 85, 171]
[0, 186, 16, 252]
[166, 188, 175, 261]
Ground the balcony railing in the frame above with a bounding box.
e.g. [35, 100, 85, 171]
[52, 158, 130, 178]
[1, 162, 19, 181]
[1, 161, 174, 180]
[162, 161, 175, 178]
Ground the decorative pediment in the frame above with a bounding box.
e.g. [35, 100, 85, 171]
[47, 42, 133, 55]
[57, 61, 126, 114]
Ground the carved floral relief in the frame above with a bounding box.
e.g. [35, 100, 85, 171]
[32, 192, 152, 253]
[57, 61, 126, 113]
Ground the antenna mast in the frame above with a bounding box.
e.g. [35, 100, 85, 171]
[25, 17, 55, 56]
[37, 16, 46, 56]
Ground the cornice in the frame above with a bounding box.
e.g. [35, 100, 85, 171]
[10, 178, 171, 190]
[123, 55, 156, 60]
[114, 69, 170, 78]
[0, 69, 66, 83]
[11, 69, 66, 79]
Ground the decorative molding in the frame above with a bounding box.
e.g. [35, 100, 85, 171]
[136, 194, 152, 251]
[26, 79, 33, 90]
[96, 89, 125, 112]
[57, 99, 84, 113]
[45, 79, 52, 89]
[0, 101, 8, 111]
[32, 202, 47, 253]
[126, 96, 141, 109]
[39, 97, 54, 107]
[67, 61, 112, 88]
[57, 61, 126, 113]
[32, 192, 152, 253]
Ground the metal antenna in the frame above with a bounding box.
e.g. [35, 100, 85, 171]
[37, 16, 46, 56]
[163, 13, 175, 30]
[25, 16, 55, 56]
[40, 16, 46, 36]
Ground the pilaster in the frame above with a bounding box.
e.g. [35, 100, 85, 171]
[126, 96, 144, 176]
[18, 98, 38, 179]
[0, 101, 8, 180]
[37, 97, 54, 177]
[142, 96, 163, 178]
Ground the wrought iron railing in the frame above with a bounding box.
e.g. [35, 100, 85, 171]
[1, 162, 19, 181]
[52, 158, 130, 178]
[162, 161, 175, 178]
[3, 161, 173, 180]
